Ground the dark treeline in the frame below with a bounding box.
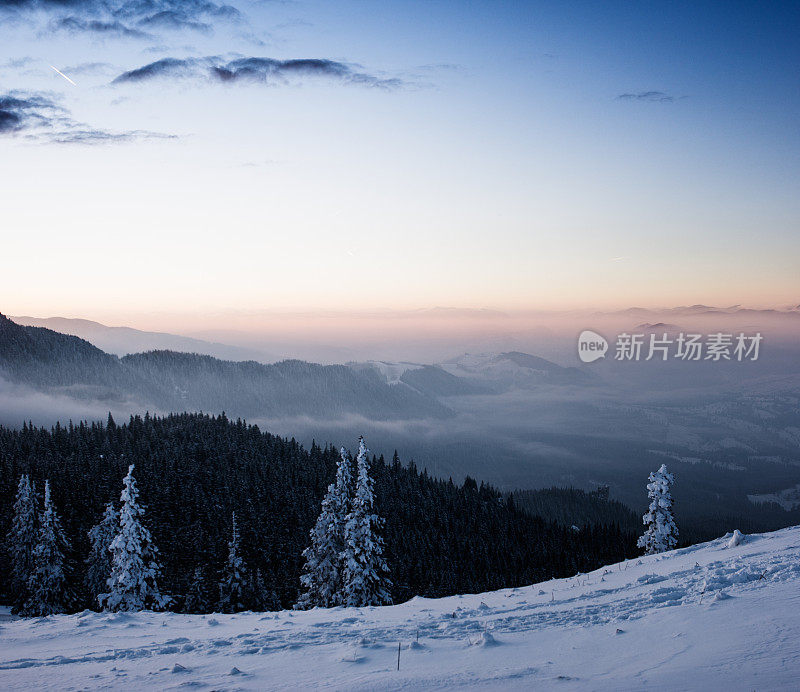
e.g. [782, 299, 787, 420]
[0, 413, 638, 611]
[512, 487, 641, 533]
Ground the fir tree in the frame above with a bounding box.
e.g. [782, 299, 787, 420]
[85, 503, 118, 606]
[247, 567, 281, 611]
[296, 446, 353, 609]
[218, 512, 247, 613]
[99, 465, 170, 611]
[637, 464, 679, 555]
[184, 566, 210, 613]
[23, 481, 72, 616]
[7, 474, 38, 612]
[341, 437, 392, 607]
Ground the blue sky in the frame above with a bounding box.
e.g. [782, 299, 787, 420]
[1, 1, 798, 321]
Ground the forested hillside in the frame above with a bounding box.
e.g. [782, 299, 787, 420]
[511, 487, 641, 533]
[0, 314, 448, 420]
[0, 413, 638, 610]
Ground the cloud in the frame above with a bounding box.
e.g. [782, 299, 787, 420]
[49, 128, 176, 144]
[0, 89, 175, 143]
[616, 91, 676, 103]
[0, 92, 63, 134]
[1, 56, 37, 69]
[52, 15, 153, 39]
[4, 0, 243, 37]
[112, 55, 405, 89]
[136, 10, 210, 33]
[61, 61, 115, 75]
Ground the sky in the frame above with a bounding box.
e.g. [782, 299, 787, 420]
[1, 0, 798, 325]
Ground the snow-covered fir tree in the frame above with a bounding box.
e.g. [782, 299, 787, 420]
[184, 566, 210, 613]
[341, 437, 392, 607]
[85, 502, 118, 605]
[7, 474, 38, 612]
[296, 445, 353, 609]
[99, 465, 170, 611]
[23, 480, 73, 616]
[637, 464, 679, 555]
[218, 512, 247, 613]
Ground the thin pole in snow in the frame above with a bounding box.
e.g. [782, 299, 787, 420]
[397, 641, 401, 670]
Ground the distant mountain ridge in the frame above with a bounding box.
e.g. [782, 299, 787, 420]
[0, 314, 448, 420]
[11, 315, 274, 362]
[439, 351, 594, 388]
[349, 351, 594, 396]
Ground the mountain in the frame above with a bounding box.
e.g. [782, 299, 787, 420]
[351, 352, 594, 397]
[11, 315, 273, 362]
[120, 351, 450, 419]
[0, 314, 449, 421]
[348, 361, 491, 397]
[439, 351, 594, 388]
[2, 524, 797, 689]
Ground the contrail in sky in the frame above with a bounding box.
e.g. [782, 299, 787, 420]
[49, 65, 77, 86]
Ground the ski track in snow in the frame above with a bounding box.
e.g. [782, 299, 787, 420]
[1, 526, 800, 690]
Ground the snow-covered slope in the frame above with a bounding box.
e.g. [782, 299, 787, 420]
[2, 526, 799, 690]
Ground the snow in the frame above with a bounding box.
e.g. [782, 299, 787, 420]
[2, 525, 800, 690]
[360, 361, 423, 385]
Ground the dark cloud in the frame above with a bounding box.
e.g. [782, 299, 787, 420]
[616, 91, 676, 103]
[136, 10, 211, 33]
[2, 0, 243, 36]
[112, 55, 404, 89]
[53, 15, 153, 39]
[0, 92, 63, 133]
[0, 89, 175, 143]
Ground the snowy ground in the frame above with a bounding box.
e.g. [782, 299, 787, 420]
[1, 527, 799, 690]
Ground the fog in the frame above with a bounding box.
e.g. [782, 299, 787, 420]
[0, 377, 157, 429]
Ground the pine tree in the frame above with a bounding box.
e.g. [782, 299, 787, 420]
[637, 464, 678, 555]
[218, 512, 247, 613]
[184, 566, 210, 613]
[23, 481, 73, 616]
[7, 474, 38, 612]
[296, 446, 353, 609]
[341, 437, 392, 607]
[85, 503, 118, 606]
[246, 567, 280, 611]
[99, 465, 170, 611]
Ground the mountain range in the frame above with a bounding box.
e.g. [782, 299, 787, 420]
[1, 314, 597, 426]
[0, 314, 448, 421]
